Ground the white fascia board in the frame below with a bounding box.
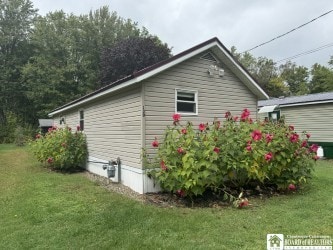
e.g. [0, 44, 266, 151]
[49, 42, 217, 117]
[280, 100, 333, 108]
[215, 44, 269, 100]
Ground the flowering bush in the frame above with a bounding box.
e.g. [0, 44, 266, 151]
[144, 109, 316, 199]
[30, 126, 87, 171]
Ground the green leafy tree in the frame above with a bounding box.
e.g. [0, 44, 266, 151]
[100, 36, 171, 85]
[309, 63, 333, 93]
[279, 61, 309, 95]
[0, 0, 37, 141]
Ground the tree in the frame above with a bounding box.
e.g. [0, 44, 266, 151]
[0, 0, 37, 141]
[100, 36, 171, 85]
[279, 61, 309, 95]
[309, 63, 333, 93]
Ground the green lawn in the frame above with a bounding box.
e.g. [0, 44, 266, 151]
[0, 145, 332, 249]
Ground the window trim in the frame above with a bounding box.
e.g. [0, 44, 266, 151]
[79, 109, 84, 131]
[175, 89, 198, 115]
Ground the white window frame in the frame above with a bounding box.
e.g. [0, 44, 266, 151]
[79, 109, 84, 131]
[175, 89, 198, 115]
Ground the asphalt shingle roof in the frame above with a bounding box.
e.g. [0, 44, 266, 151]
[258, 91, 333, 107]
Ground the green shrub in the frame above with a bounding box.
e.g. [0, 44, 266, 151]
[30, 126, 87, 171]
[144, 110, 317, 198]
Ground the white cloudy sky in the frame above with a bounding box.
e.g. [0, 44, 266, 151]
[31, 0, 333, 68]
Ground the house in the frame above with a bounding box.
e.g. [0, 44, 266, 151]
[268, 235, 283, 249]
[258, 91, 333, 159]
[48, 37, 269, 194]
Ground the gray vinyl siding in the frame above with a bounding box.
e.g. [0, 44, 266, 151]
[281, 103, 333, 143]
[143, 53, 258, 151]
[54, 85, 143, 169]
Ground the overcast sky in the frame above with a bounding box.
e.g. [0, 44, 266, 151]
[31, 0, 333, 68]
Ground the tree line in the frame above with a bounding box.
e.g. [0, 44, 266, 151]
[1, 0, 333, 143]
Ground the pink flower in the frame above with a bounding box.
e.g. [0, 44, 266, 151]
[306, 133, 311, 139]
[233, 116, 239, 121]
[288, 125, 294, 131]
[176, 189, 185, 197]
[48, 127, 53, 133]
[266, 134, 273, 143]
[213, 147, 220, 153]
[35, 134, 41, 139]
[289, 133, 299, 143]
[224, 111, 231, 119]
[310, 144, 319, 153]
[181, 128, 187, 134]
[161, 161, 168, 171]
[47, 157, 54, 164]
[251, 130, 262, 141]
[199, 123, 206, 132]
[241, 108, 250, 121]
[173, 113, 181, 122]
[238, 199, 249, 208]
[152, 138, 159, 147]
[246, 145, 252, 151]
[177, 147, 184, 154]
[265, 152, 273, 161]
[301, 140, 307, 147]
[288, 184, 296, 191]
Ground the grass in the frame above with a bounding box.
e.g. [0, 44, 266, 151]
[0, 144, 332, 249]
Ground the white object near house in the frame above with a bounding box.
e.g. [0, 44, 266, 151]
[49, 37, 269, 194]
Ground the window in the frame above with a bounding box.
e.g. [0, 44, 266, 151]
[175, 89, 198, 115]
[79, 110, 84, 130]
[269, 110, 280, 122]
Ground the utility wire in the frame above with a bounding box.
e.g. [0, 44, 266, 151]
[241, 9, 333, 53]
[275, 42, 333, 64]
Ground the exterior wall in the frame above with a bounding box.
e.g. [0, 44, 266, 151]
[53, 85, 147, 193]
[143, 52, 258, 152]
[280, 103, 333, 143]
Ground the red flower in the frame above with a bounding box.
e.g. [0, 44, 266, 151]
[173, 113, 181, 122]
[301, 140, 307, 147]
[181, 128, 187, 134]
[310, 144, 319, 153]
[152, 138, 159, 147]
[35, 134, 41, 139]
[251, 130, 262, 141]
[160, 161, 168, 171]
[246, 145, 252, 151]
[289, 133, 299, 143]
[213, 147, 220, 153]
[265, 152, 273, 161]
[176, 189, 185, 197]
[238, 199, 249, 208]
[241, 108, 250, 121]
[306, 133, 311, 139]
[47, 157, 54, 164]
[288, 125, 294, 131]
[288, 183, 296, 191]
[224, 111, 231, 119]
[313, 155, 319, 161]
[76, 125, 80, 131]
[177, 147, 184, 154]
[199, 123, 206, 132]
[266, 133, 273, 143]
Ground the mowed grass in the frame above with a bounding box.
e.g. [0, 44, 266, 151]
[0, 145, 332, 250]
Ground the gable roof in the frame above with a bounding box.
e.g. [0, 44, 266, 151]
[258, 91, 333, 108]
[49, 37, 269, 116]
